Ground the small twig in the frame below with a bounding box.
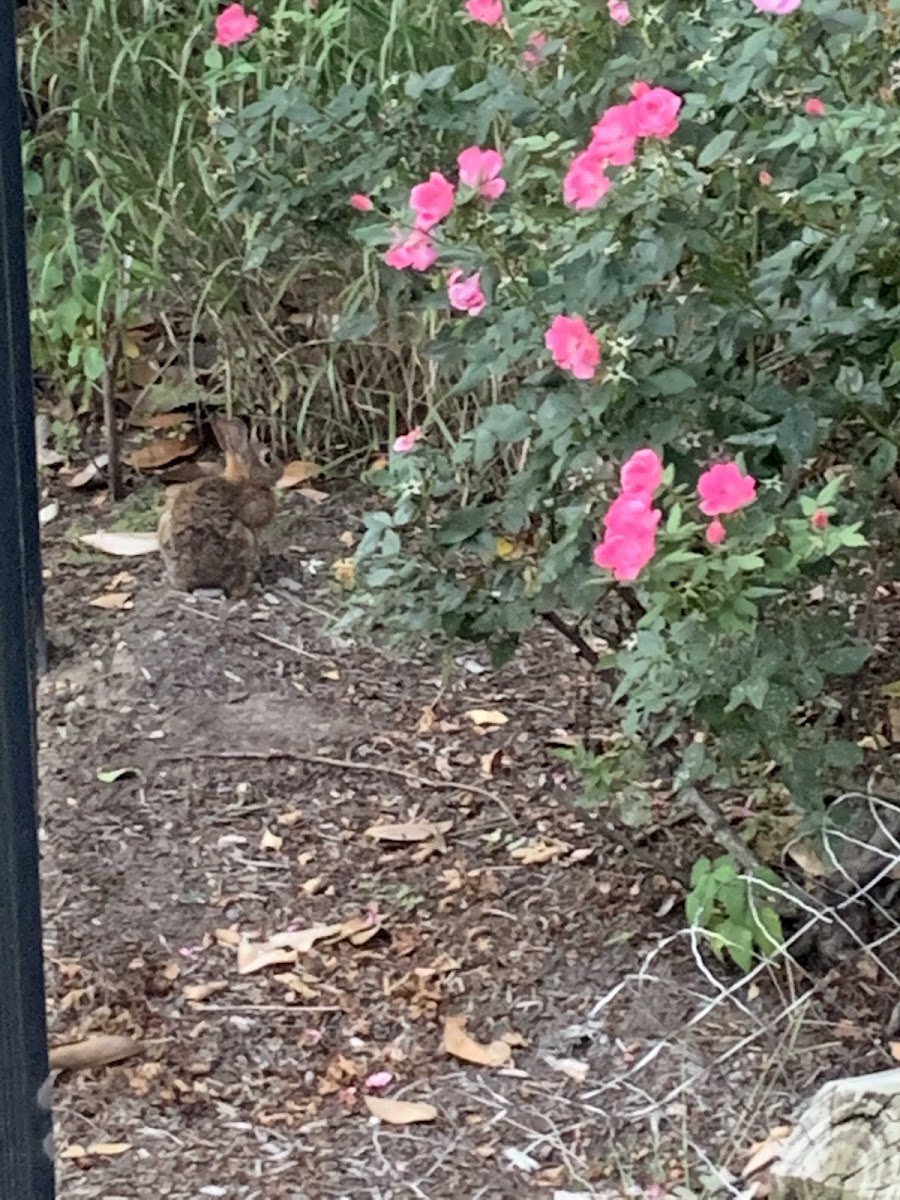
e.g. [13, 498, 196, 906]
[162, 748, 516, 818]
[541, 611, 600, 667]
[182, 1003, 341, 1014]
[103, 324, 124, 501]
[253, 629, 323, 662]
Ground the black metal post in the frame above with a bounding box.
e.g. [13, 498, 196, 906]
[0, 0, 55, 1191]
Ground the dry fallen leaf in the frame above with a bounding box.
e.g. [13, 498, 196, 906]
[276, 460, 321, 490]
[364, 1096, 438, 1125]
[183, 981, 229, 1002]
[127, 411, 189, 430]
[890, 1041, 900, 1062]
[89, 591, 134, 611]
[741, 1125, 794, 1182]
[480, 748, 503, 778]
[298, 486, 329, 504]
[85, 1143, 131, 1157]
[417, 705, 437, 734]
[39, 501, 60, 527]
[260, 826, 284, 852]
[80, 531, 160, 557]
[332, 557, 357, 590]
[365, 820, 453, 844]
[785, 840, 830, 878]
[49, 1035, 142, 1072]
[543, 1055, 589, 1083]
[464, 708, 509, 728]
[68, 457, 107, 489]
[126, 433, 199, 470]
[509, 838, 570, 866]
[443, 1014, 511, 1068]
[236, 943, 298, 975]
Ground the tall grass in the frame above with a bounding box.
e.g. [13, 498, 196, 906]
[20, 0, 489, 456]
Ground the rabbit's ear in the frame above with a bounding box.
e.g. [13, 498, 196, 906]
[212, 417, 252, 482]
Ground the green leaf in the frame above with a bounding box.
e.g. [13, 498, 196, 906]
[717, 920, 754, 973]
[823, 740, 864, 769]
[333, 311, 378, 342]
[697, 128, 737, 168]
[437, 506, 492, 546]
[646, 368, 694, 396]
[816, 643, 871, 676]
[482, 404, 531, 442]
[776, 405, 818, 465]
[82, 344, 106, 382]
[753, 905, 784, 956]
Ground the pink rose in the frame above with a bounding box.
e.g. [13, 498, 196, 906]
[384, 228, 438, 271]
[805, 97, 825, 117]
[705, 519, 727, 546]
[752, 0, 801, 12]
[563, 149, 611, 209]
[697, 463, 757, 516]
[545, 315, 601, 381]
[456, 147, 506, 200]
[629, 85, 682, 140]
[620, 448, 663, 494]
[349, 193, 374, 212]
[811, 508, 828, 531]
[593, 533, 657, 582]
[758, 169, 773, 186]
[393, 427, 424, 454]
[590, 104, 639, 166]
[409, 172, 455, 231]
[608, 0, 632, 24]
[603, 491, 662, 539]
[521, 30, 547, 68]
[447, 269, 486, 316]
[214, 3, 258, 46]
[465, 0, 503, 24]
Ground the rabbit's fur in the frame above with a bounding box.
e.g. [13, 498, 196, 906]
[158, 417, 281, 597]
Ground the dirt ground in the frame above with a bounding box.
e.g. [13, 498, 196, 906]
[36, 479, 899, 1200]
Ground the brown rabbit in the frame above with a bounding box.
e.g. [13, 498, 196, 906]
[158, 417, 282, 597]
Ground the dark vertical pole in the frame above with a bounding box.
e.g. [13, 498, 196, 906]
[0, 0, 55, 1192]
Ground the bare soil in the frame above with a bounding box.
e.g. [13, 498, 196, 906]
[37, 481, 898, 1200]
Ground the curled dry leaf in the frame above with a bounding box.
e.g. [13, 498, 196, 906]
[742, 1125, 794, 1180]
[126, 432, 199, 470]
[543, 1055, 589, 1083]
[183, 981, 229, 1002]
[80, 531, 160, 557]
[443, 1014, 511, 1068]
[509, 838, 570, 866]
[464, 708, 509, 727]
[365, 820, 453, 844]
[89, 591, 134, 611]
[39, 501, 59, 527]
[298, 486, 329, 505]
[260, 826, 284, 852]
[48, 1034, 142, 1072]
[276, 460, 321, 490]
[236, 943, 298, 975]
[364, 1095, 438, 1125]
[85, 1143, 131, 1157]
[68, 457, 107, 489]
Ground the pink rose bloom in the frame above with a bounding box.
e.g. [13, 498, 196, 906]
[563, 149, 611, 210]
[349, 193, 374, 212]
[630, 85, 682, 139]
[521, 30, 547, 68]
[620, 448, 663, 494]
[758, 169, 773, 186]
[603, 492, 662, 539]
[608, 0, 632, 24]
[384, 228, 438, 271]
[457, 147, 506, 200]
[706, 519, 727, 546]
[697, 463, 757, 516]
[409, 172, 455, 231]
[393, 427, 424, 454]
[214, 3, 258, 46]
[752, 0, 801, 12]
[465, 0, 503, 24]
[545, 315, 601, 380]
[811, 508, 828, 531]
[590, 105, 639, 166]
[805, 97, 825, 117]
[447, 269, 486, 316]
[593, 533, 657, 582]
